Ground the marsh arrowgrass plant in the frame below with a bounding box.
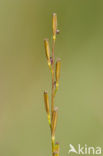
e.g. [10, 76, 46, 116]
[44, 13, 61, 156]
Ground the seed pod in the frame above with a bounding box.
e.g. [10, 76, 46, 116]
[44, 39, 51, 67]
[52, 107, 58, 138]
[52, 13, 57, 41]
[44, 91, 49, 115]
[56, 59, 61, 87]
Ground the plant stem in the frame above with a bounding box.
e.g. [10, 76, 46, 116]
[51, 39, 55, 156]
[51, 39, 55, 115]
[44, 13, 60, 156]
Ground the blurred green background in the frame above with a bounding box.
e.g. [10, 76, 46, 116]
[0, 0, 103, 156]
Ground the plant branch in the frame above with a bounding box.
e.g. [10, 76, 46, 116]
[51, 39, 55, 116]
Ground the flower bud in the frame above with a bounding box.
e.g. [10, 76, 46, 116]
[56, 29, 60, 34]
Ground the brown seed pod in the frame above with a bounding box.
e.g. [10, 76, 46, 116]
[52, 13, 57, 41]
[44, 39, 51, 66]
[52, 107, 58, 138]
[44, 91, 49, 115]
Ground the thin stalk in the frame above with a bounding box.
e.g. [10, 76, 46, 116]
[51, 39, 55, 155]
[51, 39, 55, 115]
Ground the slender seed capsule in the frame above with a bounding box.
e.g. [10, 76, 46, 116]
[56, 58, 61, 88]
[44, 91, 49, 115]
[44, 39, 51, 67]
[52, 107, 58, 138]
[52, 13, 57, 41]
